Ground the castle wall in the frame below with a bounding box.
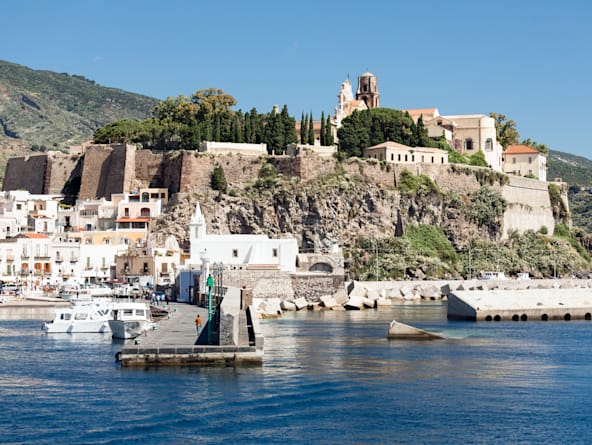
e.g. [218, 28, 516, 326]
[45, 153, 83, 195]
[502, 176, 555, 238]
[2, 154, 48, 193]
[79, 144, 134, 199]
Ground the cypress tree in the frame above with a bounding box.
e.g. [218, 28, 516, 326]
[307, 113, 315, 145]
[325, 115, 334, 146]
[211, 163, 227, 193]
[281, 105, 297, 147]
[300, 112, 307, 144]
[320, 111, 326, 146]
[244, 112, 252, 143]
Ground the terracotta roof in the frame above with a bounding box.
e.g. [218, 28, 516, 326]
[116, 217, 150, 223]
[22, 232, 48, 239]
[405, 108, 439, 117]
[504, 145, 543, 155]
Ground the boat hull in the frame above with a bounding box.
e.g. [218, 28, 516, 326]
[109, 320, 150, 339]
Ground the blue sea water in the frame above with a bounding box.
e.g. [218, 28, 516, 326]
[1, 302, 592, 444]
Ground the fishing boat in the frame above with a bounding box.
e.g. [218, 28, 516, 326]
[108, 302, 152, 339]
[42, 299, 113, 333]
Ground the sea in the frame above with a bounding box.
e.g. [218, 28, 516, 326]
[1, 302, 591, 445]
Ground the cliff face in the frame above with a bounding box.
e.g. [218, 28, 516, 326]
[2, 145, 560, 253]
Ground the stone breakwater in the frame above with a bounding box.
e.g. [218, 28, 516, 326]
[254, 278, 592, 319]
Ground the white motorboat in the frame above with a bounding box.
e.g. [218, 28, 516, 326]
[42, 299, 114, 333]
[108, 302, 152, 339]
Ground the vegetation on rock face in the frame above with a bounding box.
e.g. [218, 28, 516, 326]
[210, 164, 228, 193]
[397, 169, 440, 197]
[466, 186, 507, 229]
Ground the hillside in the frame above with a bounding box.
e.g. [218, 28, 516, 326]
[0, 60, 158, 179]
[548, 150, 592, 186]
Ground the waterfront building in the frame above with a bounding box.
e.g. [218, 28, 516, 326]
[502, 144, 547, 181]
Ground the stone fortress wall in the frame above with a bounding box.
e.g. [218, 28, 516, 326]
[2, 145, 558, 238]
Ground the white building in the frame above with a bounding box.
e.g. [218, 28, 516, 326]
[178, 202, 298, 302]
[502, 145, 547, 181]
[364, 141, 448, 165]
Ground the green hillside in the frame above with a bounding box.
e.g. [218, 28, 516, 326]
[548, 150, 592, 187]
[0, 60, 158, 177]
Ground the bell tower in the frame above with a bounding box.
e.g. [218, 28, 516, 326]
[356, 71, 380, 109]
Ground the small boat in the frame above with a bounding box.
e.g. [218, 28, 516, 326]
[387, 319, 445, 340]
[108, 302, 152, 339]
[42, 299, 113, 333]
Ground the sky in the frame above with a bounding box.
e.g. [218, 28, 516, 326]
[2, 0, 592, 158]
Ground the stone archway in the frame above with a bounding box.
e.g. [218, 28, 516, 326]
[309, 262, 333, 273]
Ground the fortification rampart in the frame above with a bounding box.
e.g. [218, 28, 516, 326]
[2, 154, 49, 193]
[502, 176, 555, 238]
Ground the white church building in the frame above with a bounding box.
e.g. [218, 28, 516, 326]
[177, 202, 298, 302]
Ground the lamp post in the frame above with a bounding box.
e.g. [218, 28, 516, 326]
[206, 274, 214, 344]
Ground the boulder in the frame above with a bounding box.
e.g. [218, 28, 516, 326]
[362, 297, 375, 308]
[257, 300, 282, 319]
[344, 296, 364, 310]
[333, 289, 349, 305]
[440, 283, 451, 297]
[320, 295, 338, 308]
[348, 285, 366, 298]
[280, 300, 297, 311]
[293, 297, 308, 311]
[420, 285, 440, 300]
[399, 285, 414, 298]
[366, 289, 380, 301]
[331, 305, 346, 311]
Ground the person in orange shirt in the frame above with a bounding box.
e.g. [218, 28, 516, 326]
[195, 314, 202, 334]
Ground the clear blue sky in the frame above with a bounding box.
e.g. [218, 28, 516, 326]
[2, 0, 592, 158]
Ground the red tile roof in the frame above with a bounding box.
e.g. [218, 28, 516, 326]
[22, 232, 48, 239]
[504, 145, 542, 155]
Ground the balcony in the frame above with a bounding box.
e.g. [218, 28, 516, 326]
[70, 257, 79, 263]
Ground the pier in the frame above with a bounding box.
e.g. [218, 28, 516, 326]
[448, 288, 592, 321]
[117, 287, 263, 367]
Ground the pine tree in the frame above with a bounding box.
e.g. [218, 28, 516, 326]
[320, 111, 326, 146]
[307, 113, 315, 145]
[300, 112, 307, 144]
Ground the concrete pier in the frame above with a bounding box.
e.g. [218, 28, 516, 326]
[448, 288, 592, 321]
[117, 298, 263, 367]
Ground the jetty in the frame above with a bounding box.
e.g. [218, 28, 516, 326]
[448, 288, 592, 321]
[116, 287, 263, 367]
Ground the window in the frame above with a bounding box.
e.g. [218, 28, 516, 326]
[391, 154, 394, 161]
[272, 248, 278, 258]
[232, 249, 238, 258]
[124, 208, 130, 217]
[411, 155, 415, 162]
[143, 263, 149, 273]
[161, 263, 168, 273]
[465, 139, 474, 151]
[528, 157, 532, 164]
[513, 157, 516, 164]
[16, 204, 21, 210]
[431, 156, 434, 163]
[398, 154, 401, 161]
[421, 155, 425, 162]
[104, 238, 110, 245]
[485, 138, 493, 151]
[86, 257, 91, 269]
[405, 154, 408, 162]
[140, 208, 151, 217]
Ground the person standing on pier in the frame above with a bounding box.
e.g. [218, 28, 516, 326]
[195, 314, 202, 334]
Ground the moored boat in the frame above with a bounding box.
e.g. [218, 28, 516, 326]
[108, 302, 152, 339]
[42, 299, 113, 333]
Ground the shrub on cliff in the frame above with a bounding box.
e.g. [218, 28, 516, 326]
[211, 164, 228, 193]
